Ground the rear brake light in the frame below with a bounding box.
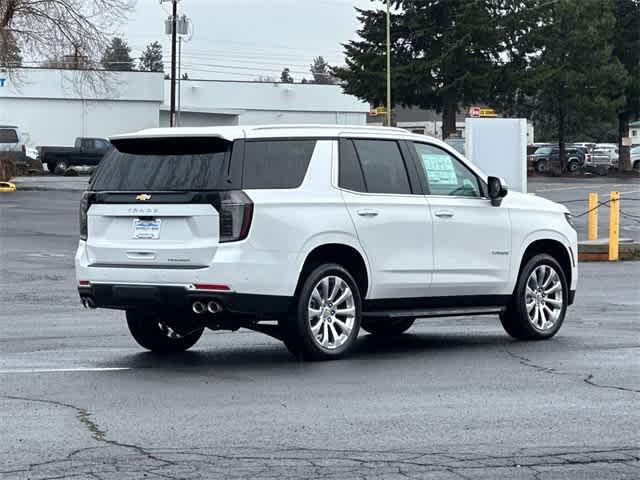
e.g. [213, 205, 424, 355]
[216, 191, 253, 243]
[79, 280, 90, 286]
[79, 191, 95, 240]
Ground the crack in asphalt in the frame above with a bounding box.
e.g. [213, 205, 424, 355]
[504, 349, 639, 394]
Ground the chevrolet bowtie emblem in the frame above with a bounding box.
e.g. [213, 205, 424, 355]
[136, 194, 152, 201]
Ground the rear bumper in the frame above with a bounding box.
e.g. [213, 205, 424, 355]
[78, 284, 292, 316]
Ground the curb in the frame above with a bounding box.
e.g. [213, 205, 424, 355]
[10, 185, 84, 193]
[578, 241, 640, 262]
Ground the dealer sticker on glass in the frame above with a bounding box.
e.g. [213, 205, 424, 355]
[133, 219, 162, 240]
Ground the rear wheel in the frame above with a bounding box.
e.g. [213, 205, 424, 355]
[567, 160, 580, 173]
[126, 310, 204, 353]
[362, 318, 415, 336]
[54, 161, 68, 175]
[500, 254, 568, 340]
[280, 263, 361, 361]
[633, 161, 640, 171]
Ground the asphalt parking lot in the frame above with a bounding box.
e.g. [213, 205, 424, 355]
[1, 178, 638, 479]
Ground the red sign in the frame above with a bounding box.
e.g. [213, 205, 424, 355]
[469, 106, 481, 118]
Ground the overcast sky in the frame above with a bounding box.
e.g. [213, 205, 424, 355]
[121, 0, 377, 81]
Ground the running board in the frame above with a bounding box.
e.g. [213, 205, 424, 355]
[362, 306, 505, 320]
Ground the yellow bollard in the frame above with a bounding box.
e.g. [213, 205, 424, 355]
[588, 192, 598, 241]
[608, 192, 620, 261]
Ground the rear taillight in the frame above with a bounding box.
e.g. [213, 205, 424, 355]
[79, 191, 95, 241]
[216, 191, 253, 243]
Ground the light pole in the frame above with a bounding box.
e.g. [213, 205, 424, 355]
[386, 0, 391, 127]
[161, 0, 178, 127]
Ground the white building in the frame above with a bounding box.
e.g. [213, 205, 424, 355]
[629, 120, 640, 145]
[162, 79, 369, 127]
[0, 68, 164, 147]
[0, 69, 369, 147]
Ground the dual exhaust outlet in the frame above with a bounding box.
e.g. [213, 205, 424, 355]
[192, 300, 222, 315]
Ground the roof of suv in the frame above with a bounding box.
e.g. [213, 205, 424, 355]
[111, 124, 433, 143]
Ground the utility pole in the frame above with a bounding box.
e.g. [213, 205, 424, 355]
[169, 0, 178, 127]
[386, 0, 391, 127]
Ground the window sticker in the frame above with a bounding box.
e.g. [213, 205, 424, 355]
[421, 153, 458, 185]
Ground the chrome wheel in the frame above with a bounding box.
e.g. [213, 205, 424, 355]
[307, 275, 356, 350]
[525, 265, 563, 331]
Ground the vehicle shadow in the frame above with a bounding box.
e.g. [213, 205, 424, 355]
[106, 331, 513, 373]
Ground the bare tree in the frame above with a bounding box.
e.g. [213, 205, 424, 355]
[1, 1, 132, 73]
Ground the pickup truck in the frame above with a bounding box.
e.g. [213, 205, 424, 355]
[39, 137, 110, 174]
[0, 125, 27, 165]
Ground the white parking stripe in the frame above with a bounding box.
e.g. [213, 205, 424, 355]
[0, 367, 130, 374]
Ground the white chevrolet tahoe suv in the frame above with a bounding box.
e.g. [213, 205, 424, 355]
[76, 125, 578, 360]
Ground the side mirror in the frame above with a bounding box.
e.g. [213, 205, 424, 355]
[487, 176, 508, 206]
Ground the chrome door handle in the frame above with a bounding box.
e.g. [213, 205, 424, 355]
[434, 210, 454, 218]
[357, 209, 380, 217]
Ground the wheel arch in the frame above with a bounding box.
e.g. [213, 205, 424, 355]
[517, 238, 573, 292]
[294, 242, 370, 299]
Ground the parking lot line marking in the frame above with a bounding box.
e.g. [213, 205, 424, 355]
[0, 367, 130, 374]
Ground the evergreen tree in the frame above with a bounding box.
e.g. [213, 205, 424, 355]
[333, 1, 501, 137]
[310, 56, 334, 84]
[613, 0, 640, 170]
[101, 37, 134, 71]
[280, 67, 293, 83]
[139, 41, 164, 72]
[520, 0, 628, 170]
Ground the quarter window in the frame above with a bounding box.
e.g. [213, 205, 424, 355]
[413, 143, 482, 197]
[338, 139, 366, 192]
[0, 129, 18, 143]
[352, 139, 411, 194]
[243, 140, 316, 189]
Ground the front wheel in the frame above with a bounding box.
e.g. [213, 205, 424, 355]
[54, 161, 68, 175]
[567, 160, 580, 173]
[500, 254, 568, 340]
[280, 264, 361, 361]
[126, 310, 204, 353]
[535, 160, 548, 174]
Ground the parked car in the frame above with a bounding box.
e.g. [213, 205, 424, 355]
[39, 137, 110, 174]
[0, 125, 27, 165]
[631, 146, 640, 170]
[590, 147, 618, 173]
[530, 146, 585, 173]
[76, 125, 578, 360]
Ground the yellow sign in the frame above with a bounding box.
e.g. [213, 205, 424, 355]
[375, 106, 387, 115]
[480, 108, 498, 118]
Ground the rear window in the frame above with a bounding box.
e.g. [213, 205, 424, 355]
[243, 139, 316, 189]
[0, 129, 18, 143]
[535, 147, 552, 154]
[91, 137, 233, 191]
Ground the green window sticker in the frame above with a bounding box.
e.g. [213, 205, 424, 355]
[421, 153, 458, 185]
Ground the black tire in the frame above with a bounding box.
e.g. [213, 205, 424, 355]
[279, 263, 361, 361]
[54, 161, 68, 175]
[535, 160, 548, 174]
[126, 310, 204, 353]
[362, 318, 415, 336]
[47, 162, 56, 174]
[633, 161, 640, 171]
[500, 254, 568, 341]
[567, 160, 580, 173]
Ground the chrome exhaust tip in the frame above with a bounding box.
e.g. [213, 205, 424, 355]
[192, 301, 206, 314]
[207, 301, 222, 314]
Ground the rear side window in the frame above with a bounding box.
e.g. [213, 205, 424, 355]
[91, 137, 233, 191]
[243, 140, 316, 189]
[352, 139, 411, 194]
[0, 129, 18, 143]
[339, 139, 366, 192]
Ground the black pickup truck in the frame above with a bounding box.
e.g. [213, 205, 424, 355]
[39, 137, 110, 174]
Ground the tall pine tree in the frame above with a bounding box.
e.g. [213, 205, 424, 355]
[101, 37, 134, 71]
[333, 1, 502, 138]
[138, 41, 164, 72]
